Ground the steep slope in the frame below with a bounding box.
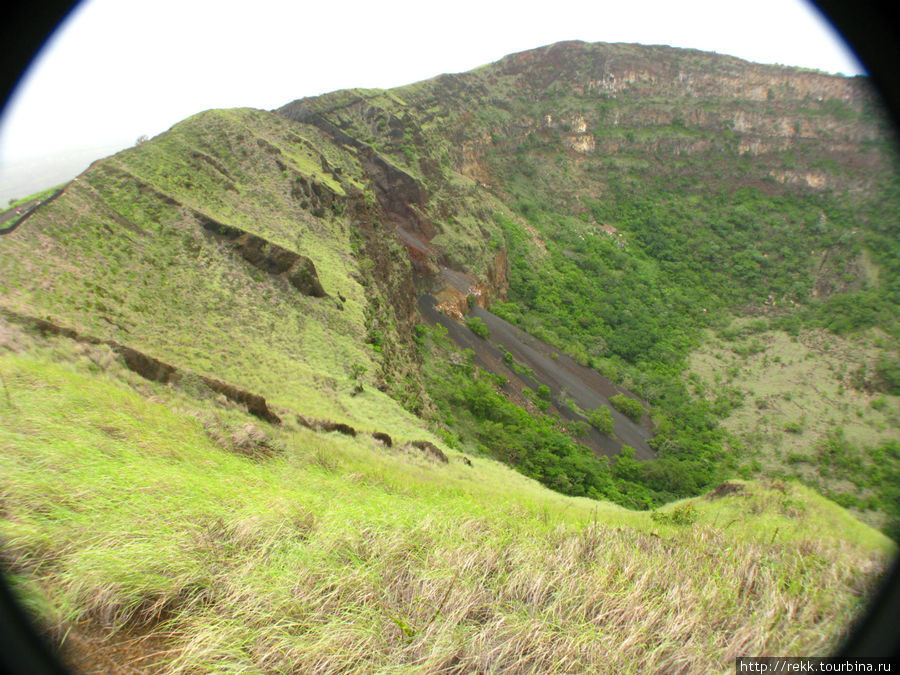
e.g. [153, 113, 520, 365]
[2, 42, 898, 514]
[0, 107, 432, 431]
[277, 41, 896, 347]
[418, 295, 655, 458]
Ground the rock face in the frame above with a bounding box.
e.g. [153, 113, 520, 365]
[363, 151, 432, 241]
[199, 217, 327, 297]
[458, 134, 494, 186]
[0, 309, 282, 425]
[284, 256, 327, 297]
[276, 41, 892, 326]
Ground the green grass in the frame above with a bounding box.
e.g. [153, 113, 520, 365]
[0, 109, 430, 441]
[0, 338, 892, 672]
[688, 318, 900, 531]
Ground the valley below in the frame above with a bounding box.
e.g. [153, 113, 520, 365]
[418, 294, 655, 459]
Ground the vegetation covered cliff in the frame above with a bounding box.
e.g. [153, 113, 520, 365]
[278, 40, 900, 527]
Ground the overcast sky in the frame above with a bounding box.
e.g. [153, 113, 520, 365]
[0, 0, 864, 196]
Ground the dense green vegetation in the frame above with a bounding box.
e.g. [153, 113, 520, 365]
[487, 158, 900, 532]
[807, 434, 900, 540]
[420, 323, 732, 508]
[610, 394, 643, 422]
[494, 171, 888, 368]
[587, 406, 613, 434]
[465, 316, 490, 339]
[422, 324, 618, 500]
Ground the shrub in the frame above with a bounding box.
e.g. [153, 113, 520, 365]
[877, 355, 900, 394]
[610, 394, 644, 422]
[587, 407, 614, 434]
[784, 421, 803, 434]
[568, 420, 591, 437]
[466, 317, 490, 339]
[650, 502, 697, 526]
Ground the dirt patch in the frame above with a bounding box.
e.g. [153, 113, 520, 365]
[372, 431, 393, 447]
[230, 423, 273, 457]
[117, 345, 181, 385]
[706, 481, 746, 500]
[296, 414, 317, 431]
[320, 421, 357, 437]
[0, 317, 30, 352]
[298, 415, 394, 444]
[57, 621, 173, 674]
[404, 440, 449, 463]
[198, 377, 281, 425]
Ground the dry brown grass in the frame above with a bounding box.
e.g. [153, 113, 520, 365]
[153, 519, 886, 674]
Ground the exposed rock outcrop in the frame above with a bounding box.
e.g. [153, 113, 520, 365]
[0, 309, 282, 425]
[404, 440, 449, 464]
[198, 216, 327, 297]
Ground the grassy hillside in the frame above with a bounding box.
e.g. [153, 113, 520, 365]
[689, 317, 900, 536]
[0, 108, 429, 432]
[0, 326, 892, 672]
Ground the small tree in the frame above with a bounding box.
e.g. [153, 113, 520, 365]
[587, 407, 614, 435]
[568, 420, 591, 437]
[610, 394, 643, 422]
[466, 317, 490, 339]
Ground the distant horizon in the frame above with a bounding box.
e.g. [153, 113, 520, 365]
[0, 140, 129, 205]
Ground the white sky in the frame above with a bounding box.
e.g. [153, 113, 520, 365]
[0, 0, 864, 172]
